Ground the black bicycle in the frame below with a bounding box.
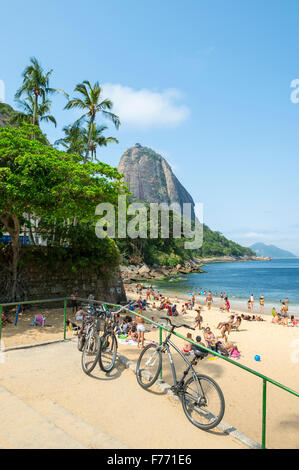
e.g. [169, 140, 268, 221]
[136, 317, 225, 430]
[77, 306, 105, 352]
[97, 308, 119, 373]
[81, 309, 105, 375]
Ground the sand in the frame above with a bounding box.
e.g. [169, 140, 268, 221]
[0, 341, 244, 449]
[1, 287, 299, 449]
[120, 288, 299, 449]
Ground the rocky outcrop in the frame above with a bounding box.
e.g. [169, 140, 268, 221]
[120, 255, 271, 282]
[120, 261, 204, 282]
[118, 144, 195, 219]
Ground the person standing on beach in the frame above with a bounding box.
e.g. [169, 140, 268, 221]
[250, 294, 254, 313]
[71, 291, 78, 315]
[259, 295, 264, 315]
[206, 291, 213, 310]
[136, 310, 145, 348]
[225, 296, 230, 312]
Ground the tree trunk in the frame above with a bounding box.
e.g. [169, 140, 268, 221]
[0, 215, 20, 300]
[84, 115, 95, 163]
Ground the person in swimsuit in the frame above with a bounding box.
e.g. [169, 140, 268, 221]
[203, 327, 217, 349]
[206, 292, 213, 310]
[259, 296, 264, 315]
[182, 332, 193, 354]
[136, 310, 146, 348]
[250, 294, 254, 313]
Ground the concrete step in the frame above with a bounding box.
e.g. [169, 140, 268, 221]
[0, 384, 127, 449]
[0, 384, 86, 449]
[27, 398, 128, 449]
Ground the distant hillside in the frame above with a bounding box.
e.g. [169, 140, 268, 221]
[0, 102, 17, 127]
[250, 243, 297, 259]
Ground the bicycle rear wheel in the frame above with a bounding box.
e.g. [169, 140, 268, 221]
[98, 332, 117, 372]
[182, 374, 225, 430]
[136, 343, 162, 389]
[81, 330, 101, 375]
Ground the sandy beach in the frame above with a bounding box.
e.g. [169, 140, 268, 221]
[1, 286, 299, 449]
[119, 286, 299, 449]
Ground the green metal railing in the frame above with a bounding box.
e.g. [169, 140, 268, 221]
[0, 295, 298, 449]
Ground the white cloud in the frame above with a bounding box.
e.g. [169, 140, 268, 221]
[102, 84, 190, 128]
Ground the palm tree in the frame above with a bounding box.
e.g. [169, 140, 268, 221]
[15, 57, 68, 127]
[54, 122, 119, 160]
[87, 124, 119, 161]
[65, 80, 120, 163]
[54, 123, 86, 156]
[11, 93, 57, 127]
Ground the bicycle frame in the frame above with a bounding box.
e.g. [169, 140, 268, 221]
[161, 335, 199, 391]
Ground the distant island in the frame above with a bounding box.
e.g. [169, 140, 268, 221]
[250, 243, 297, 259]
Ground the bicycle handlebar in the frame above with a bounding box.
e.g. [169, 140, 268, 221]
[160, 316, 195, 330]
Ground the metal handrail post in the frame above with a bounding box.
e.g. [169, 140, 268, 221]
[262, 379, 267, 449]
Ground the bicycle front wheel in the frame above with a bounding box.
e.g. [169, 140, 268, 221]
[81, 331, 101, 375]
[136, 343, 162, 389]
[77, 332, 85, 351]
[98, 332, 117, 372]
[182, 374, 225, 430]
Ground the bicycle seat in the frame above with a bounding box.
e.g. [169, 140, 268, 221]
[193, 349, 207, 359]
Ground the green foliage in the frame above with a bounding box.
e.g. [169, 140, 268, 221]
[0, 124, 125, 219]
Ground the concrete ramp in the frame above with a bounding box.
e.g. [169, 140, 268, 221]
[0, 341, 245, 449]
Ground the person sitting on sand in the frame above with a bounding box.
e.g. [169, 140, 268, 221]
[191, 335, 208, 356]
[272, 313, 282, 324]
[220, 335, 241, 358]
[203, 327, 217, 350]
[289, 315, 299, 327]
[255, 315, 265, 322]
[181, 305, 187, 315]
[216, 315, 234, 330]
[182, 332, 193, 355]
[231, 316, 242, 329]
[1, 310, 12, 325]
[121, 316, 132, 334]
[126, 325, 138, 342]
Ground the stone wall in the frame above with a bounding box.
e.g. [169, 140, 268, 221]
[0, 271, 127, 306]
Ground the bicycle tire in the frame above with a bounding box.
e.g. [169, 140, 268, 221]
[182, 374, 225, 430]
[136, 343, 162, 389]
[98, 332, 118, 372]
[77, 333, 85, 351]
[81, 330, 101, 375]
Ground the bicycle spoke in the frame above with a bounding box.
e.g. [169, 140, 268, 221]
[182, 375, 225, 429]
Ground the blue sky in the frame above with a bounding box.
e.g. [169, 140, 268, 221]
[1, 0, 299, 254]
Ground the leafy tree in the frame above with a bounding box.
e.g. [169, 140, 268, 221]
[65, 81, 120, 163]
[15, 57, 68, 127]
[0, 124, 126, 299]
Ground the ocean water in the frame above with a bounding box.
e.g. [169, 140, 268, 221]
[148, 259, 299, 314]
